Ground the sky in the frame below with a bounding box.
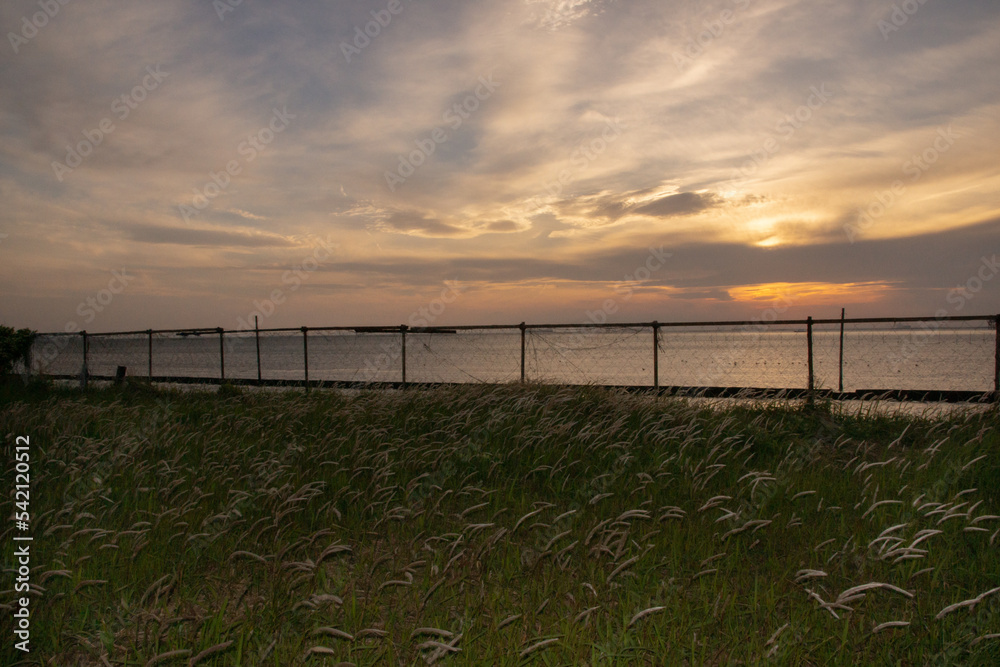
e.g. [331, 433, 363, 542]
[2, 0, 999, 334]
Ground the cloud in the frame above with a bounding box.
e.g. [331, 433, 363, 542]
[124, 224, 294, 248]
[1, 0, 999, 330]
[226, 209, 268, 221]
[485, 219, 521, 232]
[632, 192, 722, 218]
[523, 0, 604, 31]
[316, 214, 1000, 299]
[375, 211, 466, 238]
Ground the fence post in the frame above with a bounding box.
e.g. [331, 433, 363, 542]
[147, 329, 153, 382]
[81, 331, 88, 389]
[520, 322, 526, 383]
[218, 327, 225, 382]
[652, 321, 660, 390]
[255, 316, 262, 384]
[400, 325, 407, 387]
[806, 316, 814, 399]
[994, 314, 999, 396]
[838, 308, 845, 393]
[302, 326, 309, 391]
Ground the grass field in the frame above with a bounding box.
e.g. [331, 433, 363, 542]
[1, 382, 999, 665]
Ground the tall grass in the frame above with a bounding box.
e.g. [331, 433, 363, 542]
[1, 382, 998, 665]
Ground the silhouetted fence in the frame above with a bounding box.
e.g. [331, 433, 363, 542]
[22, 314, 1000, 401]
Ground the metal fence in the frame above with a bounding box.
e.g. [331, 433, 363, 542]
[21, 314, 1000, 401]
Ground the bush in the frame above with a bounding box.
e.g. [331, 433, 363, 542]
[0, 326, 36, 376]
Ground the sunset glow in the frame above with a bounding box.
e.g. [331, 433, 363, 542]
[728, 282, 897, 307]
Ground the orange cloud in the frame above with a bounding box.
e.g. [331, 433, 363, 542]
[728, 282, 897, 306]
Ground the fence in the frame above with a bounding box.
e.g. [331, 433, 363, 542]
[22, 314, 1000, 401]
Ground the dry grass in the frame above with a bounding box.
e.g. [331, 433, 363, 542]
[1, 382, 998, 665]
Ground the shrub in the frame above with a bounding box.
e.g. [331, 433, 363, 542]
[0, 326, 36, 376]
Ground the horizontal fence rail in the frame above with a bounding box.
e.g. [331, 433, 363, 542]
[19, 314, 1000, 402]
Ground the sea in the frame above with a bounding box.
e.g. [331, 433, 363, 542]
[30, 324, 996, 393]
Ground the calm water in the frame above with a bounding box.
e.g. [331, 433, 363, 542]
[31, 327, 996, 392]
